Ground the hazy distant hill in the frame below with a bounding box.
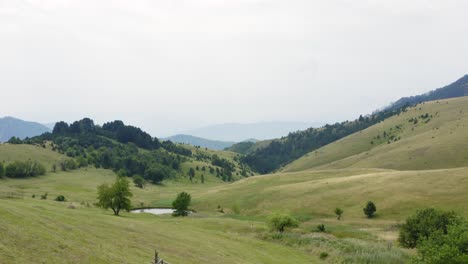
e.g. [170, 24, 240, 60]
[0, 116, 51, 142]
[180, 122, 321, 142]
[164, 134, 236, 150]
[386, 75, 468, 111]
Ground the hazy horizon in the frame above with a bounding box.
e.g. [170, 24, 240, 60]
[1, 0, 467, 136]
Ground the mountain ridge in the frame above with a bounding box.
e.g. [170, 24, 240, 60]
[0, 116, 51, 142]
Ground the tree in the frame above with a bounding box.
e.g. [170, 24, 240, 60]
[0, 162, 4, 177]
[363, 201, 377, 218]
[414, 220, 468, 264]
[172, 192, 191, 217]
[398, 208, 460, 248]
[144, 165, 171, 184]
[188, 168, 195, 182]
[97, 177, 133, 216]
[268, 214, 299, 233]
[201, 174, 205, 184]
[133, 175, 145, 188]
[335, 208, 344, 220]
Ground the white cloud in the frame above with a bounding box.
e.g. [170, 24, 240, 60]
[0, 0, 467, 136]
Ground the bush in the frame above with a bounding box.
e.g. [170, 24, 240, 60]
[172, 192, 191, 217]
[363, 201, 377, 218]
[268, 214, 299, 233]
[414, 220, 468, 264]
[40, 192, 48, 200]
[319, 252, 329, 260]
[317, 224, 326, 232]
[398, 208, 460, 248]
[5, 160, 46, 178]
[55, 195, 66, 202]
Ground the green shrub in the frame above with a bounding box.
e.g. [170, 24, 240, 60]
[317, 224, 326, 232]
[5, 160, 46, 178]
[55, 195, 66, 202]
[40, 192, 48, 200]
[268, 214, 299, 233]
[363, 201, 377, 218]
[414, 220, 468, 264]
[398, 208, 460, 248]
[319, 252, 329, 260]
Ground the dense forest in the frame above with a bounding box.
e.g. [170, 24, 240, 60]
[242, 107, 410, 173]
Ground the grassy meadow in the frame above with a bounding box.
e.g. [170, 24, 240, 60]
[2, 97, 468, 263]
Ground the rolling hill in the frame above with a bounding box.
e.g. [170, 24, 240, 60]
[283, 96, 468, 172]
[163, 134, 236, 150]
[0, 116, 50, 142]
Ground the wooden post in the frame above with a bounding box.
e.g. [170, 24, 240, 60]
[154, 250, 159, 264]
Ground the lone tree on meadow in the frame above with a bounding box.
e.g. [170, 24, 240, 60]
[335, 208, 344, 220]
[363, 201, 377, 218]
[268, 214, 299, 233]
[97, 176, 133, 216]
[172, 192, 191, 217]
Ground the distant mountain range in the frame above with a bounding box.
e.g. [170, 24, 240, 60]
[177, 122, 322, 142]
[0, 116, 51, 142]
[163, 134, 237, 150]
[386, 75, 468, 111]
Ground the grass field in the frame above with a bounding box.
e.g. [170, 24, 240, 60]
[2, 98, 468, 263]
[0, 167, 420, 263]
[283, 97, 468, 172]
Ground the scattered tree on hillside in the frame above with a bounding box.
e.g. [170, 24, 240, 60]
[335, 208, 344, 220]
[133, 175, 145, 188]
[398, 208, 461, 248]
[97, 176, 133, 216]
[268, 214, 299, 233]
[188, 168, 195, 182]
[172, 192, 191, 217]
[363, 201, 377, 218]
[0, 162, 4, 177]
[201, 174, 205, 184]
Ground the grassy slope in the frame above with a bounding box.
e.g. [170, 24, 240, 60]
[0, 168, 315, 264]
[194, 168, 468, 220]
[283, 96, 468, 172]
[0, 144, 65, 168]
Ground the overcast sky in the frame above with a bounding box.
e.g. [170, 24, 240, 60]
[0, 0, 467, 136]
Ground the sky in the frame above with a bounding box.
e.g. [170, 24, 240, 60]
[0, 0, 467, 137]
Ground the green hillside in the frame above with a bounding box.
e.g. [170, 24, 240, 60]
[284, 96, 468, 172]
[0, 143, 65, 168]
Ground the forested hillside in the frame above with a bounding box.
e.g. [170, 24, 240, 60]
[386, 75, 468, 111]
[9, 118, 251, 183]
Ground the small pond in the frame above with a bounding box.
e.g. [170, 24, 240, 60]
[131, 208, 175, 215]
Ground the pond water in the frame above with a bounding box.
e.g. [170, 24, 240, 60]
[131, 208, 175, 215]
